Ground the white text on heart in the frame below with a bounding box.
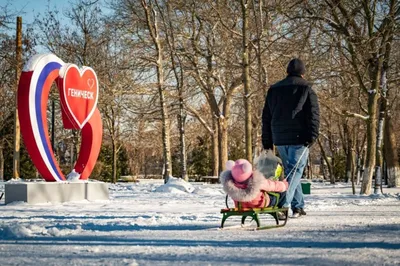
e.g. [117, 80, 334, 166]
[68, 88, 94, 100]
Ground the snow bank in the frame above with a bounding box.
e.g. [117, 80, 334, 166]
[154, 176, 195, 193]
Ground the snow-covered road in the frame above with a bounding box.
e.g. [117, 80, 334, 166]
[1, 180, 399, 265]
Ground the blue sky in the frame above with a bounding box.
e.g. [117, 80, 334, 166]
[7, 0, 71, 26]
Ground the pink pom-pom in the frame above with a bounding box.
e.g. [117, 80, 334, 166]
[225, 160, 235, 170]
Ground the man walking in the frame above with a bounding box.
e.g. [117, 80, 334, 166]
[262, 58, 319, 218]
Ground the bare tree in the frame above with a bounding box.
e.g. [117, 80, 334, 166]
[158, 1, 188, 180]
[294, 0, 399, 194]
[141, 0, 172, 182]
[35, 0, 133, 182]
[240, 0, 252, 162]
[384, 109, 400, 187]
[183, 1, 255, 174]
[0, 37, 15, 181]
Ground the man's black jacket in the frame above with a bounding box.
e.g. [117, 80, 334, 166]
[262, 75, 320, 149]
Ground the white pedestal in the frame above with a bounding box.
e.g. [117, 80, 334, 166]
[5, 182, 109, 204]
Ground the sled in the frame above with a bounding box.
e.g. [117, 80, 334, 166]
[220, 192, 288, 230]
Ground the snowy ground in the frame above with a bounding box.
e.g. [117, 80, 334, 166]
[0, 178, 399, 266]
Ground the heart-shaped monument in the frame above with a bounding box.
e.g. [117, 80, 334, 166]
[18, 54, 103, 181]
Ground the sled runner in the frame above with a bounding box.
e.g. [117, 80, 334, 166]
[220, 192, 288, 230]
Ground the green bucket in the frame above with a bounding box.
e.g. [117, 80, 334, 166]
[301, 182, 311, 194]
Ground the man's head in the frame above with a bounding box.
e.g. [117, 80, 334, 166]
[287, 58, 305, 77]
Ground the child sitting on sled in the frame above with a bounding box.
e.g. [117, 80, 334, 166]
[220, 152, 288, 209]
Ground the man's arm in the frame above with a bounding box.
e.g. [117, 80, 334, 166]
[306, 87, 320, 145]
[262, 92, 273, 150]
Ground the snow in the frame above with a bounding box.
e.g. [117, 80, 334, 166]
[22, 53, 64, 72]
[66, 169, 81, 181]
[0, 179, 400, 265]
[155, 176, 195, 193]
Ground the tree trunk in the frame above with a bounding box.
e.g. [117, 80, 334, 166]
[212, 118, 219, 176]
[360, 80, 379, 194]
[0, 145, 4, 181]
[374, 66, 388, 194]
[251, 0, 268, 157]
[351, 128, 356, 194]
[142, 1, 172, 183]
[357, 148, 366, 186]
[13, 17, 22, 179]
[178, 109, 188, 181]
[361, 0, 396, 194]
[355, 130, 366, 185]
[318, 138, 335, 184]
[382, 29, 399, 187]
[351, 151, 356, 195]
[164, 1, 187, 181]
[160, 97, 172, 182]
[219, 89, 234, 172]
[343, 121, 353, 183]
[241, 0, 252, 163]
[384, 113, 400, 187]
[320, 156, 327, 180]
[345, 146, 353, 183]
[218, 116, 227, 174]
[351, 156, 358, 195]
[112, 141, 117, 184]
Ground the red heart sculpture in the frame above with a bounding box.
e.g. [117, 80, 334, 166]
[59, 64, 99, 129]
[18, 54, 103, 181]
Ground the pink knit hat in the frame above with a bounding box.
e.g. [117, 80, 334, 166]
[226, 159, 253, 183]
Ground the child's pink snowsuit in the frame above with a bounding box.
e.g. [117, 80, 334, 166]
[220, 159, 288, 208]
